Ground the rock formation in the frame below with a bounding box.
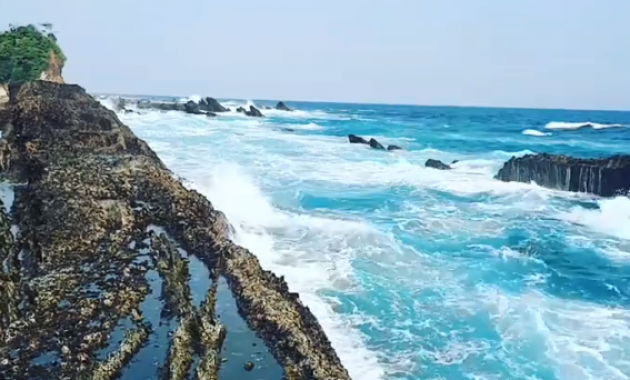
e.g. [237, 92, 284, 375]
[0, 81, 350, 380]
[38, 51, 65, 84]
[495, 153, 630, 197]
[245, 105, 264, 117]
[347, 134, 402, 152]
[425, 159, 452, 170]
[276, 101, 292, 111]
[199, 97, 228, 113]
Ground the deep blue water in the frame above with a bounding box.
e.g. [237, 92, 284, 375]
[105, 96, 630, 380]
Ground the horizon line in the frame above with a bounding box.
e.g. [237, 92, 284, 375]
[91, 90, 630, 114]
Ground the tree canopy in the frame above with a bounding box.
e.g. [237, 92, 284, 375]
[0, 23, 66, 84]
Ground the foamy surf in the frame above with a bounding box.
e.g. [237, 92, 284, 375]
[523, 129, 551, 137]
[109, 95, 630, 380]
[545, 121, 625, 130]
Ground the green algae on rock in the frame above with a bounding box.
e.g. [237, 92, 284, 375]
[0, 80, 351, 380]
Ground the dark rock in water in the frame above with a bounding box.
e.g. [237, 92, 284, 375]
[245, 105, 264, 117]
[206, 111, 217, 117]
[278, 127, 295, 132]
[452, 159, 460, 164]
[137, 100, 185, 112]
[369, 138, 385, 150]
[387, 144, 402, 151]
[199, 97, 228, 113]
[184, 100, 203, 114]
[0, 80, 351, 380]
[495, 153, 630, 197]
[111, 96, 128, 112]
[261, 106, 272, 110]
[244, 361, 255, 371]
[276, 101, 292, 111]
[236, 106, 246, 113]
[348, 134, 369, 144]
[425, 159, 452, 170]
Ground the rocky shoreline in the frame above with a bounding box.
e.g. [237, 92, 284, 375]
[0, 81, 350, 380]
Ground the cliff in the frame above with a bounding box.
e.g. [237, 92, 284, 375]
[495, 153, 630, 197]
[0, 81, 350, 380]
[0, 24, 66, 89]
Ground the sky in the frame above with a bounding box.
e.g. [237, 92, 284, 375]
[2, 0, 630, 110]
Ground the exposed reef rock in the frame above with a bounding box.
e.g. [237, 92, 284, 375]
[425, 159, 452, 170]
[0, 81, 350, 380]
[275, 101, 292, 112]
[495, 153, 630, 197]
[347, 134, 402, 152]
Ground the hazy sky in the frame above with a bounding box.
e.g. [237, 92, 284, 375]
[3, 0, 630, 109]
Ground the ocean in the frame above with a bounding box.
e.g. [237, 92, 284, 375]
[101, 96, 630, 380]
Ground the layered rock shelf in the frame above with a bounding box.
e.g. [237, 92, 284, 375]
[0, 81, 350, 380]
[495, 153, 630, 197]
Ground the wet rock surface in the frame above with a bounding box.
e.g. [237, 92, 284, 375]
[495, 153, 630, 197]
[425, 159, 452, 170]
[347, 134, 402, 151]
[275, 101, 292, 112]
[0, 81, 351, 380]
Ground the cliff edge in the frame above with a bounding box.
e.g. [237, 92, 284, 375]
[0, 81, 350, 380]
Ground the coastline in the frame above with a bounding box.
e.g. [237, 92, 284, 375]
[0, 81, 351, 379]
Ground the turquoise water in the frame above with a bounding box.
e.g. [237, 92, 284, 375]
[105, 97, 630, 380]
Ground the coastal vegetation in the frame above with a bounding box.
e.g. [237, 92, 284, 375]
[0, 23, 66, 84]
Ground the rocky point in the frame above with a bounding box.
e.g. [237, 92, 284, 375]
[0, 80, 351, 380]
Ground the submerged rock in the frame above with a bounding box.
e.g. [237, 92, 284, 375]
[495, 153, 630, 197]
[387, 144, 402, 151]
[0, 81, 350, 380]
[425, 159, 452, 170]
[137, 100, 185, 112]
[275, 101, 292, 111]
[236, 106, 246, 113]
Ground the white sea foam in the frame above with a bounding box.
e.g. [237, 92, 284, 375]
[522, 129, 551, 137]
[545, 121, 625, 130]
[559, 197, 630, 241]
[114, 104, 630, 380]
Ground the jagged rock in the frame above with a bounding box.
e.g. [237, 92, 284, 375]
[369, 138, 385, 150]
[199, 97, 228, 113]
[245, 105, 264, 117]
[184, 100, 203, 114]
[348, 134, 368, 144]
[387, 144, 402, 151]
[236, 106, 246, 113]
[425, 159, 452, 170]
[452, 159, 460, 164]
[495, 153, 630, 197]
[275, 101, 292, 111]
[0, 80, 350, 380]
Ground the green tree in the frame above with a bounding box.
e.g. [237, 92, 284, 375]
[0, 23, 66, 84]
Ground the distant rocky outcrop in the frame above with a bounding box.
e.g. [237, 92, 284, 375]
[199, 97, 228, 113]
[347, 134, 402, 152]
[495, 153, 630, 197]
[276, 101, 292, 111]
[0, 81, 350, 380]
[245, 105, 264, 117]
[184, 100, 203, 114]
[425, 159, 452, 170]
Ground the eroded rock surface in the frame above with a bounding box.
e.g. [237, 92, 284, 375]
[0, 81, 350, 380]
[495, 153, 630, 196]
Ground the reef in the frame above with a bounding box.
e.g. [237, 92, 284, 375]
[0, 80, 351, 380]
[495, 153, 630, 196]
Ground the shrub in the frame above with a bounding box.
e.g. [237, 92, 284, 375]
[0, 23, 66, 84]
